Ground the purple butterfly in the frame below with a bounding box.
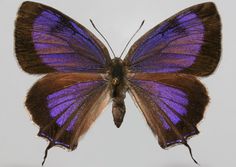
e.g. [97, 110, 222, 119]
[15, 1, 221, 165]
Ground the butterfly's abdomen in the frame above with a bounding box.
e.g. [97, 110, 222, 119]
[112, 97, 126, 128]
[110, 58, 127, 128]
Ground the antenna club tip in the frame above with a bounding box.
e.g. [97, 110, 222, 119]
[90, 19, 96, 26]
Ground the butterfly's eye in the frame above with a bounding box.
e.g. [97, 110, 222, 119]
[112, 77, 119, 86]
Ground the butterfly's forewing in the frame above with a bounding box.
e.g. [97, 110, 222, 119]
[128, 73, 208, 148]
[15, 1, 111, 74]
[26, 73, 110, 150]
[124, 2, 221, 76]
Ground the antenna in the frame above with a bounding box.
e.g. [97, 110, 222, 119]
[90, 19, 116, 57]
[119, 20, 145, 58]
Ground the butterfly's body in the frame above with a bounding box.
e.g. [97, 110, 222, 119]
[109, 58, 128, 127]
[15, 1, 221, 165]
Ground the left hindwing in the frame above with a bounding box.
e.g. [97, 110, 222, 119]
[128, 73, 208, 148]
[124, 2, 221, 76]
[26, 73, 110, 150]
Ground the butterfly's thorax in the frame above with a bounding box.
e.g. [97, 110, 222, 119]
[109, 58, 128, 128]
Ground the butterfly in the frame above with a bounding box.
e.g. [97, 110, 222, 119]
[15, 1, 221, 165]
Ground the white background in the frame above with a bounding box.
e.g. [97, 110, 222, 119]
[0, 0, 235, 167]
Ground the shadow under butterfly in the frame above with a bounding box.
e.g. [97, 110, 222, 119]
[14, 1, 221, 166]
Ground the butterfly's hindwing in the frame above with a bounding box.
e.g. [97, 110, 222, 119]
[26, 73, 110, 149]
[128, 73, 209, 148]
